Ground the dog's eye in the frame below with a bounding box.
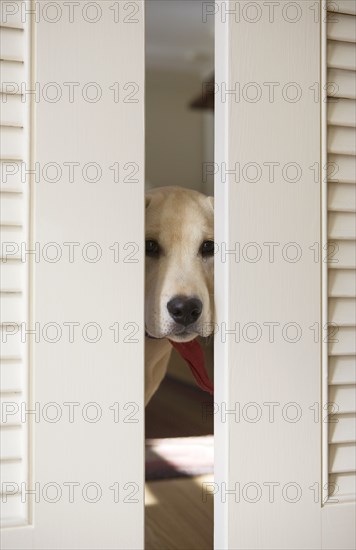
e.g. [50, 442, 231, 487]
[200, 240, 215, 257]
[145, 240, 160, 257]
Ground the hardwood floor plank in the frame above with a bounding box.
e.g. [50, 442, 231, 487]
[145, 474, 214, 550]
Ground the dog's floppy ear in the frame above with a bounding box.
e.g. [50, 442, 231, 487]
[145, 195, 152, 209]
[207, 196, 214, 211]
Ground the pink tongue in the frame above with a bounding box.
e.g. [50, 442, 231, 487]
[169, 339, 214, 395]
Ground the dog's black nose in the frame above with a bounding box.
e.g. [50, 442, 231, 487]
[167, 296, 203, 327]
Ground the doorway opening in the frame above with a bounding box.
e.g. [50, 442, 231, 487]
[145, 1, 215, 548]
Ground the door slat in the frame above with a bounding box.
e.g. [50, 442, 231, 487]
[329, 356, 356, 385]
[328, 13, 356, 43]
[328, 154, 356, 183]
[328, 212, 356, 239]
[328, 182, 356, 212]
[327, 98, 356, 127]
[329, 443, 356, 474]
[328, 126, 356, 155]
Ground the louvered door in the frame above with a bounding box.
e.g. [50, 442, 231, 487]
[0, 1, 145, 548]
[0, 1, 31, 527]
[326, 0, 356, 504]
[215, 1, 355, 548]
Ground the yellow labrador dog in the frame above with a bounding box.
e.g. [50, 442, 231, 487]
[145, 186, 214, 405]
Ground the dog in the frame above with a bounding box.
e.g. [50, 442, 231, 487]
[145, 186, 214, 405]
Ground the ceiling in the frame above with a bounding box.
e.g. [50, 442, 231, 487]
[146, 0, 214, 75]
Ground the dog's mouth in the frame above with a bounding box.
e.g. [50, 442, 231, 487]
[168, 330, 197, 343]
[145, 326, 198, 342]
[145, 328, 214, 394]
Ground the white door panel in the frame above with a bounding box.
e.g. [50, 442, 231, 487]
[215, 0, 356, 548]
[1, 1, 144, 548]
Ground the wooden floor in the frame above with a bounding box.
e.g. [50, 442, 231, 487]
[145, 378, 214, 549]
[145, 474, 214, 550]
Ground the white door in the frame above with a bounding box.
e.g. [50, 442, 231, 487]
[215, 0, 355, 548]
[0, 1, 145, 548]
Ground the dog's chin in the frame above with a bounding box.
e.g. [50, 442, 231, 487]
[145, 326, 198, 343]
[167, 331, 197, 343]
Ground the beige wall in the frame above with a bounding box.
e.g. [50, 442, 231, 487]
[145, 69, 205, 192]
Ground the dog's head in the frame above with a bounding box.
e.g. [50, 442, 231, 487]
[145, 186, 214, 343]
